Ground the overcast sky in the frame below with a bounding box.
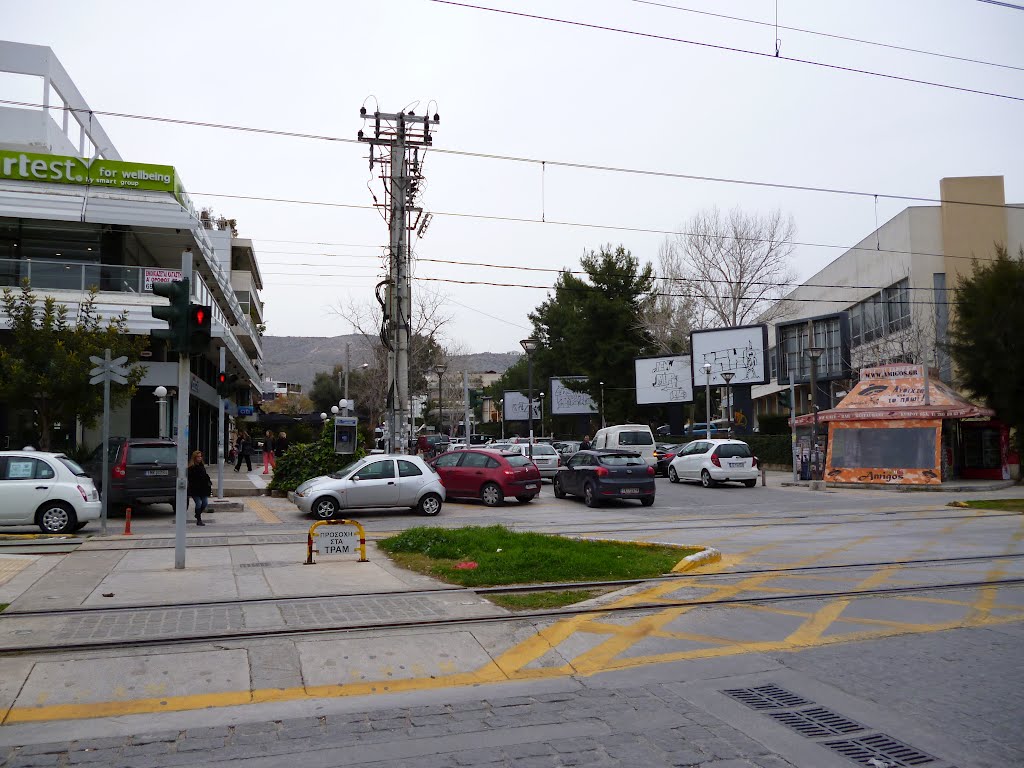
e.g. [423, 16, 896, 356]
[4, 0, 1022, 354]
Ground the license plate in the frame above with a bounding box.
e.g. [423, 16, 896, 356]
[524, 484, 537, 490]
[145, 470, 169, 476]
[730, 462, 745, 468]
[621, 487, 639, 495]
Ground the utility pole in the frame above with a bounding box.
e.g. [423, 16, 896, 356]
[358, 105, 439, 453]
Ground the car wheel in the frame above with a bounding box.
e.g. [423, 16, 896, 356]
[312, 496, 339, 520]
[418, 493, 442, 516]
[701, 469, 716, 488]
[552, 476, 566, 499]
[584, 482, 600, 508]
[640, 496, 655, 507]
[480, 482, 503, 507]
[668, 466, 680, 484]
[37, 502, 77, 534]
[515, 495, 536, 503]
[743, 479, 757, 488]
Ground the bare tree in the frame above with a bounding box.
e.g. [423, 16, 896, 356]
[663, 207, 797, 329]
[638, 240, 699, 353]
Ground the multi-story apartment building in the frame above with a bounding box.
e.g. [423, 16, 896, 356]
[0, 41, 265, 456]
[752, 175, 1024, 423]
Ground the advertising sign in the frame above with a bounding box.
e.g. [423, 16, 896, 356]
[550, 377, 597, 415]
[0, 150, 177, 193]
[690, 325, 769, 386]
[144, 268, 184, 292]
[634, 355, 693, 404]
[503, 391, 540, 420]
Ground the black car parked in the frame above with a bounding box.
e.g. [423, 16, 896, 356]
[552, 449, 656, 507]
[654, 443, 684, 477]
[85, 437, 177, 510]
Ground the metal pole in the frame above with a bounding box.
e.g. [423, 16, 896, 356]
[174, 249, 192, 570]
[437, 372, 443, 435]
[527, 356, 534, 459]
[790, 375, 797, 484]
[100, 348, 110, 536]
[705, 369, 711, 439]
[158, 396, 167, 440]
[463, 370, 471, 442]
[500, 400, 505, 440]
[810, 354, 820, 482]
[600, 381, 606, 429]
[216, 346, 225, 499]
[344, 342, 350, 415]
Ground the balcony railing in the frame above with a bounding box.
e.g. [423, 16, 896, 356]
[0, 257, 152, 294]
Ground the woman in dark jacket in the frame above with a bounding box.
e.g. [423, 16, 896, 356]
[275, 431, 289, 459]
[187, 450, 213, 526]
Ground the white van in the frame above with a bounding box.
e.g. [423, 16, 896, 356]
[591, 424, 657, 465]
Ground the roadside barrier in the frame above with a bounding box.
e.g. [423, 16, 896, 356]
[123, 507, 132, 536]
[304, 518, 368, 565]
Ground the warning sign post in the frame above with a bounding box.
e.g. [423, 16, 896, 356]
[304, 519, 369, 564]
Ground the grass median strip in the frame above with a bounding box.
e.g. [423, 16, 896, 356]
[378, 525, 699, 608]
[951, 499, 1024, 512]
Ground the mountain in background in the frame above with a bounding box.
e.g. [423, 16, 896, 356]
[261, 335, 520, 390]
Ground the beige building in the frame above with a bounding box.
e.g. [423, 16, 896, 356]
[753, 176, 1023, 422]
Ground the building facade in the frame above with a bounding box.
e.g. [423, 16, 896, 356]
[0, 41, 265, 456]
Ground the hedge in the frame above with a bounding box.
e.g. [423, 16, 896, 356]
[268, 422, 366, 493]
[744, 434, 792, 465]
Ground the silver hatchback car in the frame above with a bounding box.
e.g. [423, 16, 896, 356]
[293, 454, 446, 519]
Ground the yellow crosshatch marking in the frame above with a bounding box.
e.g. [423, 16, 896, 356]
[2, 511, 1022, 725]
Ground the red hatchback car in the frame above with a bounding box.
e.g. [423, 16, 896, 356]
[429, 449, 542, 506]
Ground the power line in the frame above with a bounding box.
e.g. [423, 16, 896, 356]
[3, 97, 1023, 211]
[630, 0, 1024, 72]
[425, 0, 1024, 104]
[977, 0, 1024, 10]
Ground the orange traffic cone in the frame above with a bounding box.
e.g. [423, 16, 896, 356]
[123, 507, 133, 536]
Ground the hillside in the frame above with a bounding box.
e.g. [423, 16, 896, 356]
[261, 336, 520, 390]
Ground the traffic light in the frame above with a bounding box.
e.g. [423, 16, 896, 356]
[151, 279, 190, 353]
[216, 372, 240, 398]
[188, 303, 212, 355]
[779, 389, 793, 412]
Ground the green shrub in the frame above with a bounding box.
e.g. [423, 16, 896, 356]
[744, 434, 792, 465]
[756, 414, 791, 435]
[268, 422, 365, 492]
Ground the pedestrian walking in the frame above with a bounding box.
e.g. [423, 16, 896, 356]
[580, 434, 592, 451]
[187, 450, 212, 526]
[262, 430, 276, 474]
[233, 431, 252, 472]
[275, 431, 289, 459]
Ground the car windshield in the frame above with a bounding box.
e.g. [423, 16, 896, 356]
[716, 443, 752, 458]
[618, 431, 653, 446]
[329, 462, 363, 479]
[505, 455, 533, 467]
[57, 456, 88, 476]
[600, 454, 646, 466]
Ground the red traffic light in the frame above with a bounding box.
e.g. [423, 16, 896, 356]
[217, 372, 227, 386]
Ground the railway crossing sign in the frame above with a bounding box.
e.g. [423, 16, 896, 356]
[89, 354, 129, 385]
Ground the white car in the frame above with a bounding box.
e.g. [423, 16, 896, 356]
[0, 450, 102, 533]
[293, 454, 446, 519]
[667, 439, 759, 488]
[499, 442, 562, 479]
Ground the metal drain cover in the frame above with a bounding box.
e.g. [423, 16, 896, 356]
[768, 706, 866, 738]
[722, 684, 813, 710]
[823, 733, 936, 766]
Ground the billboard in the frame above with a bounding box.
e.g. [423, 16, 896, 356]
[634, 355, 693, 404]
[690, 325, 769, 386]
[503, 391, 540, 420]
[550, 377, 597, 415]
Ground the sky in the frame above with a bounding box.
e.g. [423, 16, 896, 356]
[3, 0, 1022, 354]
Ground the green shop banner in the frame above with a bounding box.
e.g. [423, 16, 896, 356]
[0, 149, 177, 194]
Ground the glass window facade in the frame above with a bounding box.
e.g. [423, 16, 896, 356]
[850, 278, 912, 347]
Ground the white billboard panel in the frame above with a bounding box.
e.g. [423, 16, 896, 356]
[634, 356, 693, 404]
[690, 325, 769, 386]
[503, 391, 541, 420]
[550, 377, 597, 415]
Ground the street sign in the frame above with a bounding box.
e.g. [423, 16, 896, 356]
[315, 528, 359, 556]
[236, 406, 254, 416]
[90, 348, 134, 537]
[90, 355, 128, 368]
[90, 371, 127, 385]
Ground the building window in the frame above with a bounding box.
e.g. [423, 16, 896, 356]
[849, 277, 912, 349]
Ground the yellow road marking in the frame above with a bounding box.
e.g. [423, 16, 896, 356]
[246, 498, 282, 524]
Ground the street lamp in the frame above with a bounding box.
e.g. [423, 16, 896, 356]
[599, 381, 606, 429]
[721, 371, 735, 438]
[520, 338, 539, 459]
[320, 412, 328, 421]
[331, 405, 339, 416]
[806, 346, 825, 480]
[498, 399, 505, 440]
[154, 386, 168, 440]
[539, 391, 545, 439]
[434, 362, 448, 436]
[702, 363, 712, 438]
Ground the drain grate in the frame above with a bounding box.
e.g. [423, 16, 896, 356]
[823, 733, 936, 766]
[722, 684, 813, 711]
[768, 706, 866, 738]
[238, 561, 295, 569]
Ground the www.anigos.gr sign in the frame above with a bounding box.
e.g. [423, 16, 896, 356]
[1, 150, 177, 193]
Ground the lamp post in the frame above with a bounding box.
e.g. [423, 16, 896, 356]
[154, 386, 168, 440]
[702, 363, 712, 438]
[320, 412, 328, 421]
[539, 391, 545, 439]
[499, 399, 504, 440]
[599, 381, 606, 429]
[806, 345, 825, 481]
[721, 371, 735, 438]
[520, 338, 539, 459]
[434, 362, 448, 436]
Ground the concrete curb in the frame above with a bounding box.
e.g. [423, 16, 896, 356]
[671, 547, 722, 573]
